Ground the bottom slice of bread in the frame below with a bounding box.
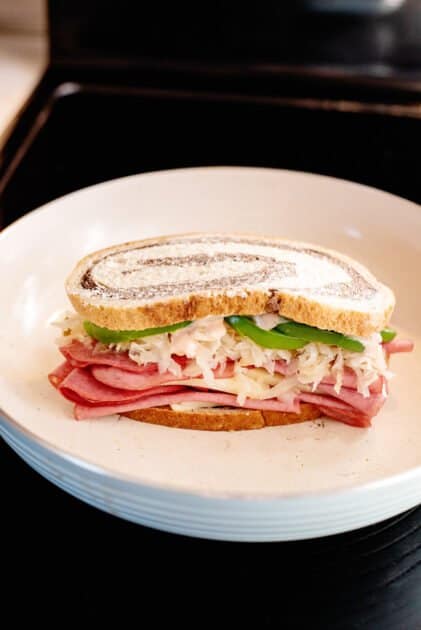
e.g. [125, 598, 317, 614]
[123, 403, 322, 431]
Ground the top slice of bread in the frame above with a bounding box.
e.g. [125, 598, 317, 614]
[66, 233, 395, 336]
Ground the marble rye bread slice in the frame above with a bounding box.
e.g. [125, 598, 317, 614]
[123, 403, 322, 431]
[66, 233, 395, 337]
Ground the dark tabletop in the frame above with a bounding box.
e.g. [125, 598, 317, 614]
[3, 438, 421, 628]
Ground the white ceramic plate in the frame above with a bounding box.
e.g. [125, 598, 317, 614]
[1, 167, 420, 541]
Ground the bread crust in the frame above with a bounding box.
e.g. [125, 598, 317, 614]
[68, 288, 393, 338]
[123, 403, 322, 431]
[66, 233, 395, 337]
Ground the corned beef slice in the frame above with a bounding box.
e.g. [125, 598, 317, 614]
[383, 339, 414, 354]
[59, 367, 180, 403]
[48, 360, 74, 387]
[91, 361, 234, 391]
[60, 340, 187, 372]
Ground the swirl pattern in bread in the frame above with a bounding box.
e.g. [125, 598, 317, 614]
[66, 233, 395, 336]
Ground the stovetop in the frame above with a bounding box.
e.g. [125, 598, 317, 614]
[1, 70, 420, 227]
[1, 4, 421, 625]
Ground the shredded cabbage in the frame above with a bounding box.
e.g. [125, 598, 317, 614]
[51, 310, 87, 344]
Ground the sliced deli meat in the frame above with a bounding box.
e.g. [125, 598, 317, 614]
[60, 382, 185, 407]
[74, 390, 301, 420]
[314, 383, 386, 417]
[317, 406, 371, 428]
[298, 392, 352, 411]
[91, 365, 185, 391]
[49, 329, 413, 427]
[49, 359, 388, 425]
[91, 361, 234, 391]
[48, 361, 74, 388]
[320, 370, 384, 394]
[59, 368, 166, 403]
[60, 340, 188, 372]
[298, 393, 372, 427]
[383, 339, 414, 354]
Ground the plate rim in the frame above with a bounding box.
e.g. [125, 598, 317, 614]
[1, 165, 420, 502]
[0, 166, 419, 249]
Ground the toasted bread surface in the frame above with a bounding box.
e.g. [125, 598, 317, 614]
[123, 403, 322, 431]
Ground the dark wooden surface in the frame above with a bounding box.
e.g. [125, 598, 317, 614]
[2, 438, 420, 628]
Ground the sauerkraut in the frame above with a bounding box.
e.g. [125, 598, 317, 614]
[53, 311, 392, 398]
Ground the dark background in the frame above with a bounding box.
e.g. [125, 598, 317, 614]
[1, 82, 420, 228]
[3, 440, 421, 628]
[49, 0, 421, 79]
[1, 1, 421, 627]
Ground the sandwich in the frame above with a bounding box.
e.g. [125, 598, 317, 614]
[48, 233, 413, 430]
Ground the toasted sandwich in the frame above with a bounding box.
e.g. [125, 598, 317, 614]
[49, 234, 413, 429]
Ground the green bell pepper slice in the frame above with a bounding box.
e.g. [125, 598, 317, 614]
[83, 320, 191, 344]
[225, 316, 308, 349]
[380, 328, 396, 343]
[275, 321, 365, 353]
